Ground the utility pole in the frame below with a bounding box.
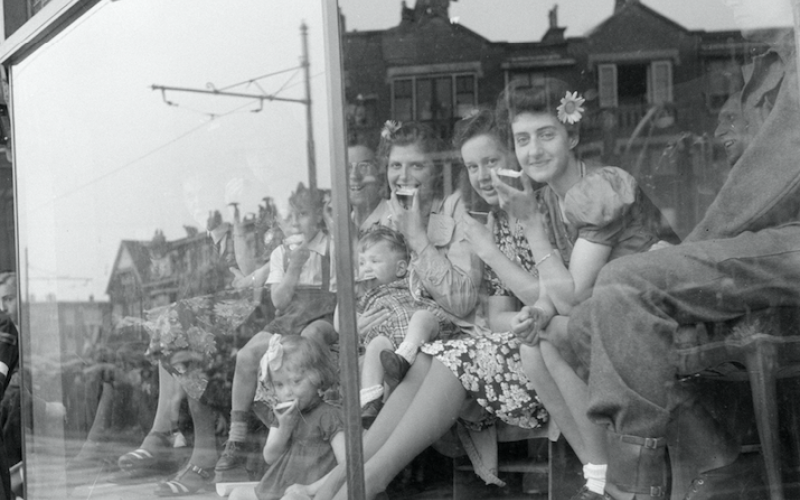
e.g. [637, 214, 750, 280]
[152, 22, 317, 189]
[301, 22, 317, 191]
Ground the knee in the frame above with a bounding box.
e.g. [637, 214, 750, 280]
[365, 335, 393, 355]
[301, 320, 337, 346]
[237, 334, 270, 369]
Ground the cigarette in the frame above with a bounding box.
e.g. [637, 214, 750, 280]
[496, 168, 522, 178]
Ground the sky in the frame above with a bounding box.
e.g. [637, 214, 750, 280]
[338, 0, 739, 42]
[12, 0, 335, 301]
[9, 0, 743, 302]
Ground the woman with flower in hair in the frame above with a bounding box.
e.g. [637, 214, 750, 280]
[315, 80, 670, 500]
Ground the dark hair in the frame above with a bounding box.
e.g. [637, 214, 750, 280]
[453, 109, 517, 211]
[496, 78, 581, 146]
[376, 121, 446, 163]
[288, 182, 325, 217]
[269, 335, 337, 392]
[377, 121, 447, 197]
[452, 109, 503, 151]
[358, 227, 409, 261]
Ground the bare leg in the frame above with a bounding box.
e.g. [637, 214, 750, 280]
[315, 354, 433, 500]
[519, 343, 590, 463]
[231, 331, 274, 417]
[362, 336, 393, 390]
[151, 364, 181, 435]
[403, 310, 440, 345]
[540, 340, 607, 465]
[331, 357, 466, 500]
[186, 397, 218, 470]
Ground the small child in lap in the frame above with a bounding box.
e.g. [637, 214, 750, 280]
[351, 227, 457, 426]
[228, 334, 343, 500]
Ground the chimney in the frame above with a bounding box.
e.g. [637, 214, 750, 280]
[542, 4, 566, 44]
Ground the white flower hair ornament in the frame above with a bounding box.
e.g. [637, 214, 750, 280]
[260, 334, 283, 383]
[557, 91, 586, 125]
[381, 120, 402, 140]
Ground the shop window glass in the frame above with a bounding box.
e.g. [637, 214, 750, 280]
[5, 0, 800, 499]
[10, 1, 349, 498]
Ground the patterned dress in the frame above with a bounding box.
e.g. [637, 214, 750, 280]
[422, 166, 661, 430]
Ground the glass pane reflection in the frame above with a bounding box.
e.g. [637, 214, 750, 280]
[12, 1, 334, 498]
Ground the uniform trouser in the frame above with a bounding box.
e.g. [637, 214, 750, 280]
[568, 223, 800, 495]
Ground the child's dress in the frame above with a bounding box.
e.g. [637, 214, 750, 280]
[254, 400, 343, 500]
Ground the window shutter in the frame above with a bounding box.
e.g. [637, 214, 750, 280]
[649, 60, 673, 105]
[598, 63, 618, 108]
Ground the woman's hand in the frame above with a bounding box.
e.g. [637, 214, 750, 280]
[229, 267, 250, 289]
[510, 306, 551, 346]
[357, 308, 391, 337]
[491, 171, 542, 227]
[461, 212, 497, 261]
[388, 191, 429, 252]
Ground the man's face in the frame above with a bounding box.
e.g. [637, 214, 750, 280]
[722, 0, 793, 41]
[0, 279, 18, 325]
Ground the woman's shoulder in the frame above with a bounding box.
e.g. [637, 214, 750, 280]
[564, 165, 637, 228]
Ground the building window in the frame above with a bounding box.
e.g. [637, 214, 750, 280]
[598, 63, 619, 108]
[391, 74, 477, 132]
[597, 60, 673, 108]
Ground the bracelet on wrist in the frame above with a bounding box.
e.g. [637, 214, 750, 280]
[535, 250, 559, 269]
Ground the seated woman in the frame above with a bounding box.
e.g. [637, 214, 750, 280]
[313, 80, 665, 500]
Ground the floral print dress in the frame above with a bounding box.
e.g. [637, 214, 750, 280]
[421, 209, 548, 429]
[422, 166, 661, 430]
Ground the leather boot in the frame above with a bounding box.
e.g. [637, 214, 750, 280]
[606, 431, 670, 500]
[666, 397, 740, 500]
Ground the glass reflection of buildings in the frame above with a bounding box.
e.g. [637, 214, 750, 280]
[344, 0, 759, 236]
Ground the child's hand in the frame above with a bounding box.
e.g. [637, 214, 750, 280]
[284, 483, 314, 499]
[461, 212, 496, 260]
[510, 306, 550, 346]
[274, 400, 301, 430]
[288, 242, 311, 270]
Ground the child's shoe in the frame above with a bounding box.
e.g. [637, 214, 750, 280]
[361, 399, 384, 429]
[214, 440, 254, 483]
[380, 350, 411, 392]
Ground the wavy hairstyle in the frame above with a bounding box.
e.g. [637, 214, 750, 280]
[376, 121, 448, 198]
[496, 78, 582, 147]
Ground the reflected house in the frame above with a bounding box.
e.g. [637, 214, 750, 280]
[343, 0, 761, 235]
[106, 223, 231, 323]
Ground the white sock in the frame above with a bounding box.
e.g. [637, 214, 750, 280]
[583, 463, 607, 495]
[395, 341, 419, 365]
[359, 385, 384, 407]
